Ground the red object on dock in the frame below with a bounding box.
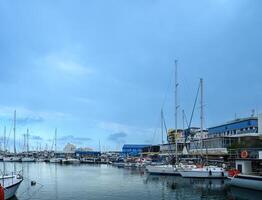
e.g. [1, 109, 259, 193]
[0, 184, 4, 200]
[228, 169, 240, 177]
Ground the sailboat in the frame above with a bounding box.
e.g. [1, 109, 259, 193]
[3, 111, 21, 162]
[50, 128, 62, 163]
[21, 129, 35, 162]
[179, 79, 228, 179]
[146, 60, 181, 175]
[0, 173, 23, 199]
[1, 121, 23, 199]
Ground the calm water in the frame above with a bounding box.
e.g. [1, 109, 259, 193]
[1, 162, 262, 200]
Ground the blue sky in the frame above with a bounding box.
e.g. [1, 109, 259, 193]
[0, 0, 262, 151]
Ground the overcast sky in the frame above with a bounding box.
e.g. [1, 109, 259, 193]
[0, 0, 262, 151]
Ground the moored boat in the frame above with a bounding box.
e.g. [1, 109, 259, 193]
[21, 157, 35, 162]
[229, 174, 262, 191]
[179, 166, 228, 178]
[0, 174, 23, 200]
[61, 158, 80, 164]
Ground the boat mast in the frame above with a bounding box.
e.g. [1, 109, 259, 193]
[27, 128, 29, 154]
[161, 109, 164, 144]
[14, 110, 17, 155]
[175, 60, 179, 164]
[200, 78, 204, 160]
[55, 128, 57, 153]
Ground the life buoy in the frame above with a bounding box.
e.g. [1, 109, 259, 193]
[0, 184, 4, 200]
[241, 150, 248, 158]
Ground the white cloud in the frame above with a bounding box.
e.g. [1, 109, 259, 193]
[45, 54, 92, 76]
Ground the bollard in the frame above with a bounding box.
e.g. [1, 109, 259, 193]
[0, 184, 4, 200]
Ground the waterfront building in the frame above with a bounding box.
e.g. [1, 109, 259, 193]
[208, 116, 259, 138]
[122, 144, 150, 156]
[63, 143, 76, 153]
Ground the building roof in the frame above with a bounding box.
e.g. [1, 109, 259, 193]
[122, 144, 150, 149]
[208, 117, 257, 130]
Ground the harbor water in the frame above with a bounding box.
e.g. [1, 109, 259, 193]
[1, 162, 262, 200]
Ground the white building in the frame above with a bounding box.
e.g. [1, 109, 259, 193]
[63, 143, 76, 153]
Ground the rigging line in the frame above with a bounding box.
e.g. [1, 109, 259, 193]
[188, 81, 201, 128]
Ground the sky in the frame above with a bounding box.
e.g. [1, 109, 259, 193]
[0, 0, 262, 151]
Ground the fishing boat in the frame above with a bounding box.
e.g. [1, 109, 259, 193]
[0, 174, 23, 200]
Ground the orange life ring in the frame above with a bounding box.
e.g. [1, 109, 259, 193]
[241, 150, 248, 158]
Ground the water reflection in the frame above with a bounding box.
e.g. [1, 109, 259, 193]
[1, 163, 262, 200]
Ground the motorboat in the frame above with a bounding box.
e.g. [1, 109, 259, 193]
[179, 166, 228, 178]
[0, 174, 23, 199]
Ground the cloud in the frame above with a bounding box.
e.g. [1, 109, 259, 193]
[16, 116, 44, 125]
[44, 53, 92, 77]
[0, 105, 70, 125]
[58, 135, 92, 144]
[108, 132, 127, 142]
[29, 135, 43, 141]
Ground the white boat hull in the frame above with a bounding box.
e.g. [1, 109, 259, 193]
[230, 175, 262, 191]
[146, 165, 180, 175]
[3, 157, 21, 162]
[0, 175, 23, 200]
[180, 166, 228, 178]
[21, 157, 35, 162]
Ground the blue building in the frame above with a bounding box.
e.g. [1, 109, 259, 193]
[122, 144, 150, 156]
[208, 117, 258, 137]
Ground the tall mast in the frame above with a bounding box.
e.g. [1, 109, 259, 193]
[175, 60, 179, 164]
[4, 126, 6, 153]
[200, 78, 204, 157]
[14, 110, 16, 155]
[55, 128, 57, 153]
[27, 128, 29, 153]
[161, 109, 164, 144]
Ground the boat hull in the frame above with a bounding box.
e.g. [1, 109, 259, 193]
[4, 180, 22, 200]
[146, 165, 180, 175]
[230, 175, 262, 191]
[180, 170, 228, 178]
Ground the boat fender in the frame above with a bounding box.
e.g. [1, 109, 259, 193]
[209, 170, 212, 176]
[221, 172, 224, 177]
[0, 184, 4, 200]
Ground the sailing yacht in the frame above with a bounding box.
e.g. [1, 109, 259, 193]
[49, 128, 62, 163]
[146, 61, 181, 175]
[3, 111, 21, 162]
[21, 129, 35, 162]
[178, 79, 227, 179]
[0, 173, 23, 199]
